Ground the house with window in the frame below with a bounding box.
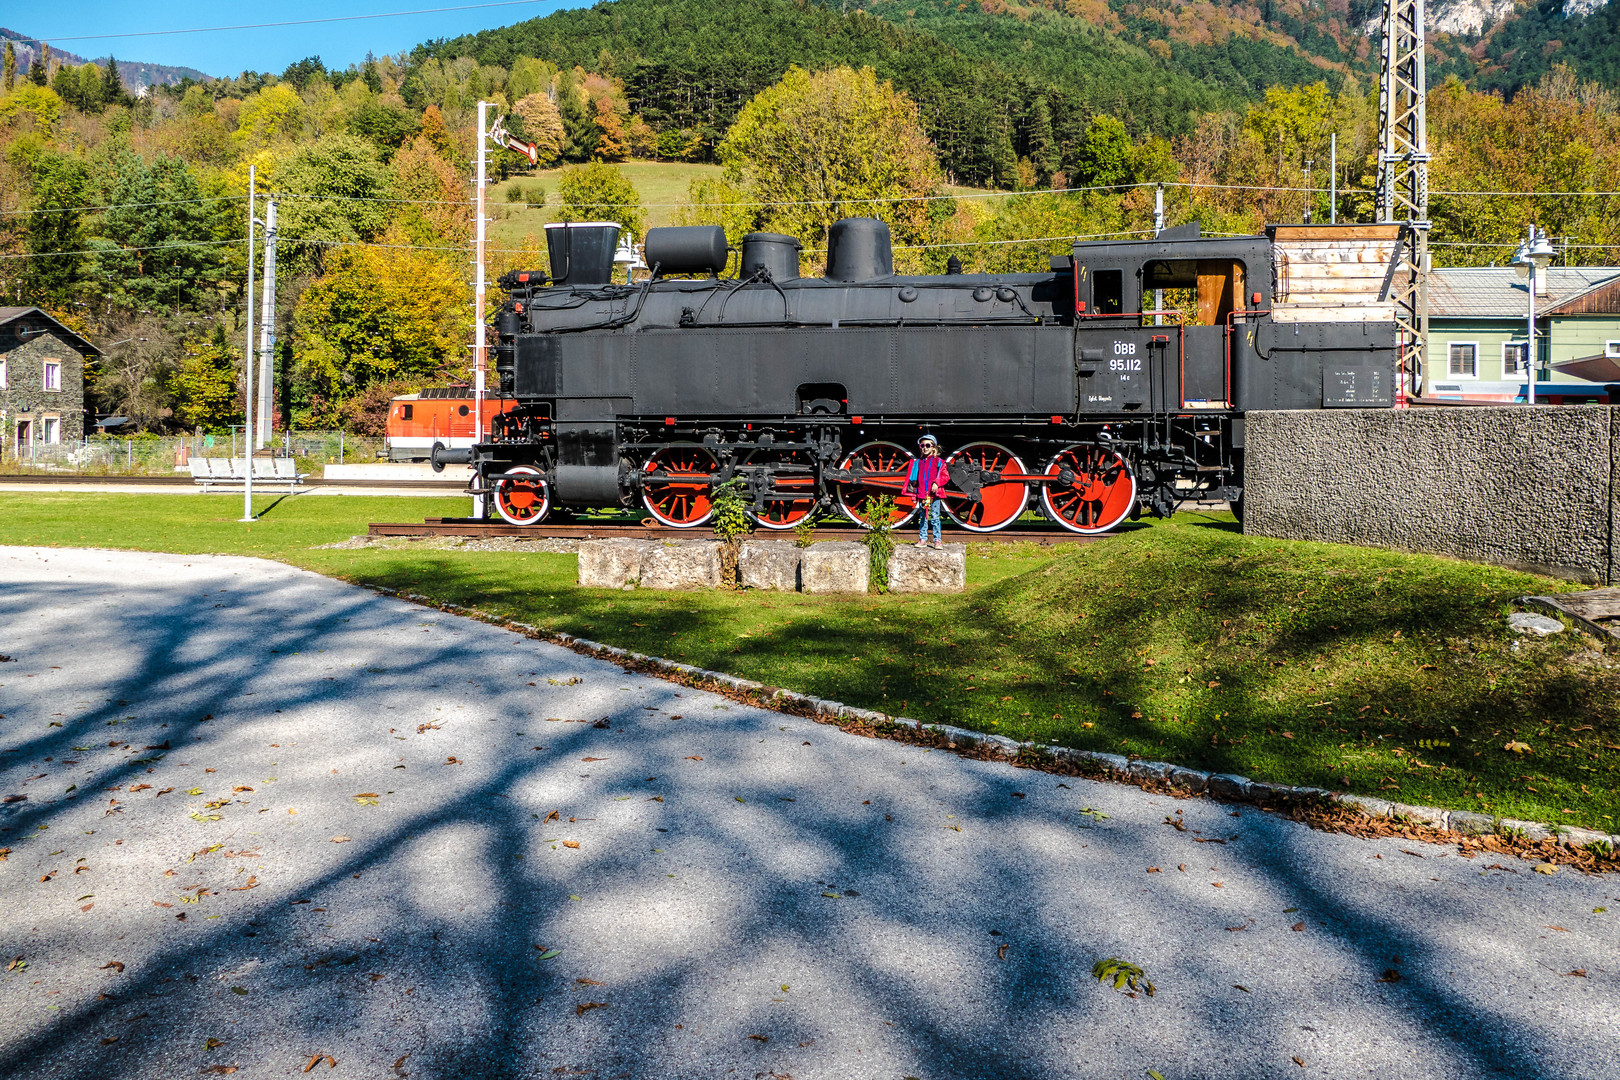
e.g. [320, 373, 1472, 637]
[1426, 267, 1620, 403]
[0, 307, 97, 456]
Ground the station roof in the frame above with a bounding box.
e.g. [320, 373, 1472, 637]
[1428, 267, 1620, 319]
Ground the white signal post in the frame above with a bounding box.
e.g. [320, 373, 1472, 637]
[473, 101, 490, 518]
[472, 103, 539, 519]
[240, 164, 257, 523]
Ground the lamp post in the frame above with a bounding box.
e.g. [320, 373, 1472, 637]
[1510, 225, 1557, 404]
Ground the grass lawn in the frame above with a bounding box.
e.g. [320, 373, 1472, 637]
[487, 159, 1006, 245]
[2, 491, 1615, 834]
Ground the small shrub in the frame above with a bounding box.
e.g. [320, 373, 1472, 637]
[710, 478, 752, 585]
[793, 514, 817, 548]
[860, 493, 899, 593]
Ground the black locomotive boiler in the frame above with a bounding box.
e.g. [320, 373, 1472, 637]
[452, 217, 1398, 531]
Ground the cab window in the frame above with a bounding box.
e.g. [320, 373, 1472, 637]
[401, 404, 413, 420]
[1093, 269, 1124, 315]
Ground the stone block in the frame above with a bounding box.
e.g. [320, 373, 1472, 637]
[800, 541, 869, 594]
[1206, 773, 1252, 800]
[1126, 760, 1174, 782]
[577, 538, 653, 588]
[640, 540, 724, 590]
[738, 539, 801, 591]
[1091, 753, 1130, 773]
[1508, 612, 1564, 635]
[1387, 802, 1447, 828]
[1560, 826, 1614, 851]
[1446, 810, 1495, 836]
[1337, 795, 1395, 819]
[887, 543, 967, 593]
[1166, 766, 1209, 792]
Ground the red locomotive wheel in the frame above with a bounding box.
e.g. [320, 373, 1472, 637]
[748, 449, 818, 530]
[493, 465, 550, 526]
[642, 445, 718, 528]
[836, 441, 917, 528]
[942, 442, 1029, 533]
[1041, 444, 1136, 534]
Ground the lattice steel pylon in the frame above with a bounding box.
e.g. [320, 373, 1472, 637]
[1377, 0, 1430, 401]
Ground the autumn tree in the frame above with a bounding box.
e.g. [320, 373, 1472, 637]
[87, 152, 228, 313]
[512, 92, 565, 166]
[706, 66, 943, 253]
[293, 226, 467, 405]
[593, 96, 629, 161]
[171, 324, 242, 431]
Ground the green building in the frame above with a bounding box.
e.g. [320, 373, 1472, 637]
[1427, 267, 1620, 403]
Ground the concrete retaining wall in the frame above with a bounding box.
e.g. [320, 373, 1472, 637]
[1245, 405, 1617, 584]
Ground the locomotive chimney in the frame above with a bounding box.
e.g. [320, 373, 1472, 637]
[825, 218, 893, 281]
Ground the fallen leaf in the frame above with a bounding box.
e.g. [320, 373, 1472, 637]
[1211, 882, 1224, 888]
[1400, 849, 1425, 859]
[1545, 925, 1571, 932]
[227, 876, 259, 892]
[101, 1036, 119, 1045]
[748, 1034, 769, 1043]
[575, 978, 604, 986]
[232, 786, 252, 793]
[1534, 864, 1558, 875]
[205, 1038, 225, 1049]
[1563, 969, 1588, 978]
[330, 836, 351, 844]
[1146, 867, 1161, 873]
[302, 1054, 338, 1072]
[544, 810, 559, 823]
[1233, 984, 1250, 993]
[445, 757, 461, 765]
[1280, 732, 1294, 740]
[535, 949, 562, 961]
[576, 1002, 610, 1017]
[128, 784, 151, 793]
[1292, 921, 1306, 932]
[201, 1067, 237, 1075]
[998, 943, 1010, 959]
[101, 960, 124, 972]
[562, 841, 580, 849]
[1293, 1057, 1305, 1067]
[581, 757, 606, 762]
[1376, 969, 1401, 983]
[685, 756, 703, 761]
[1504, 741, 1532, 754]
[6, 957, 25, 972]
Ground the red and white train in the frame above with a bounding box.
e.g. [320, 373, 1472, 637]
[384, 388, 516, 462]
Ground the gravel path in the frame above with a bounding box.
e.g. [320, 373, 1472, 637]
[1, 546, 1616, 1080]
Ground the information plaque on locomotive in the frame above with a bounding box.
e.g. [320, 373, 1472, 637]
[1323, 365, 1392, 407]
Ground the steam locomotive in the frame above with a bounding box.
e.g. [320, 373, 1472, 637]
[445, 217, 1398, 532]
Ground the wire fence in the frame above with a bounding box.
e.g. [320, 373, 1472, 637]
[3, 431, 388, 476]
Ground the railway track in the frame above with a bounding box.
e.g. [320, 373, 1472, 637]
[368, 518, 1107, 544]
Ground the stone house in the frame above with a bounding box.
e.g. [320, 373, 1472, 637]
[0, 307, 96, 456]
[1426, 267, 1620, 403]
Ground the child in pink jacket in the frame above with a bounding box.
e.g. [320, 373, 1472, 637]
[902, 434, 949, 548]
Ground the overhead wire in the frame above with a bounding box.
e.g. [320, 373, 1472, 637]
[15, 1, 564, 46]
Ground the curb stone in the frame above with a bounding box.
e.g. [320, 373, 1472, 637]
[367, 585, 1620, 856]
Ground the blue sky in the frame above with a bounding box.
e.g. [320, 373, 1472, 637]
[10, 0, 582, 79]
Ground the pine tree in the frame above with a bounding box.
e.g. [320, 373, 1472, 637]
[1027, 96, 1058, 185]
[101, 56, 127, 107]
[28, 44, 48, 87]
[556, 70, 598, 161]
[362, 51, 382, 94]
[2, 42, 15, 93]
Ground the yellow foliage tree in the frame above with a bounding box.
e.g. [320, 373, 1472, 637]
[512, 92, 565, 166]
[707, 66, 943, 258]
[293, 225, 468, 403]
